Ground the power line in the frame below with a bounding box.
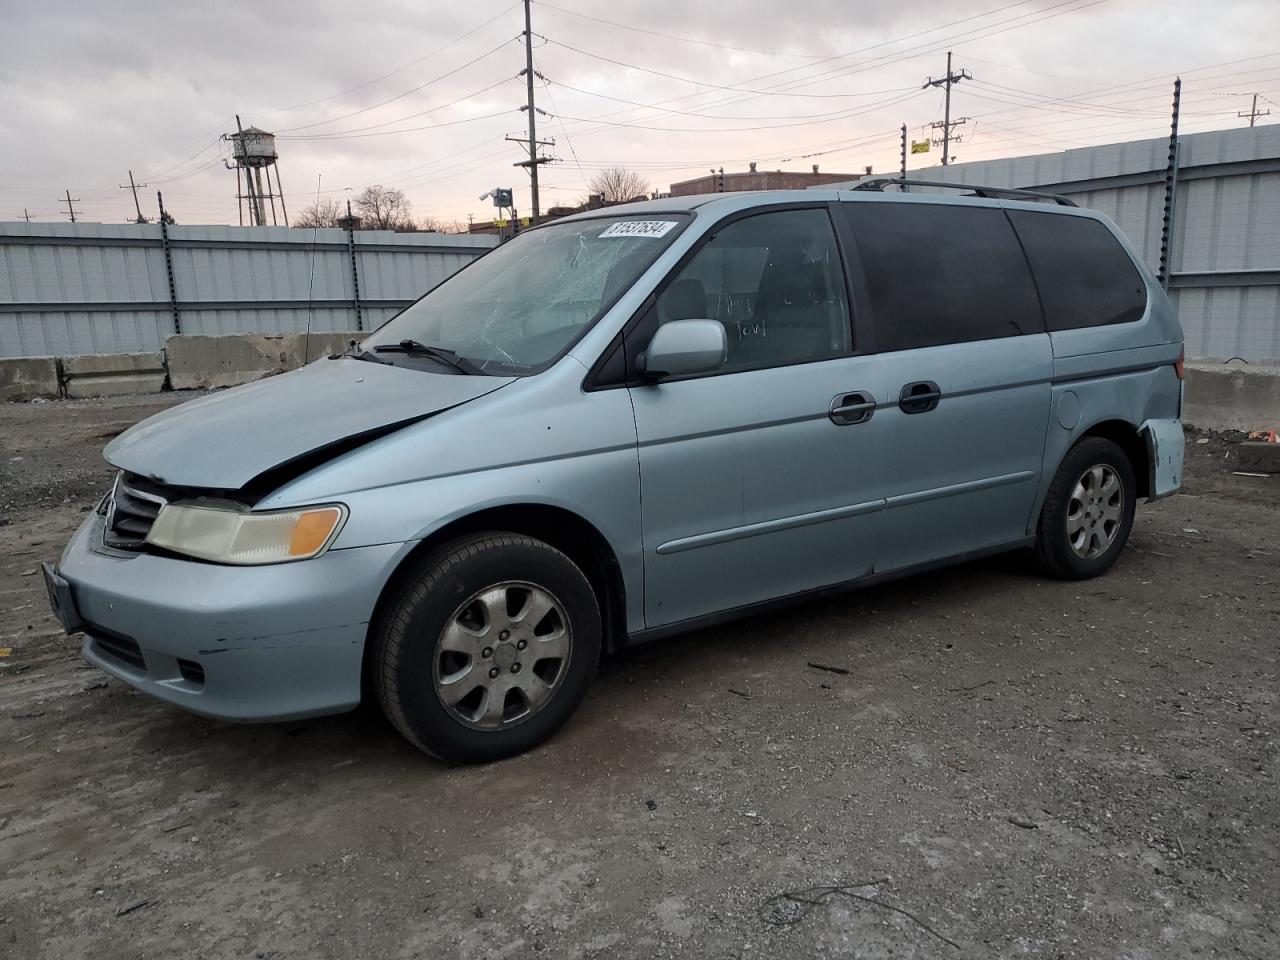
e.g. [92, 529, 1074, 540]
[263, 1, 521, 115]
[535, 1, 832, 59]
[549, 0, 1098, 142]
[275, 37, 519, 134]
[277, 110, 516, 141]
[274, 76, 518, 139]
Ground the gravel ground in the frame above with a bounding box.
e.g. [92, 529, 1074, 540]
[1, 394, 1277, 960]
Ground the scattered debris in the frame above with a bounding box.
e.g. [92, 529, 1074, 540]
[758, 880, 960, 949]
[472, 906, 484, 919]
[947, 679, 994, 693]
[727, 688, 751, 700]
[20, 568, 36, 577]
[806, 661, 850, 676]
[1181, 528, 1200, 535]
[115, 899, 153, 917]
[1007, 814, 1039, 830]
[161, 821, 194, 834]
[1233, 471, 1272, 478]
[0, 648, 11, 658]
[644, 799, 657, 811]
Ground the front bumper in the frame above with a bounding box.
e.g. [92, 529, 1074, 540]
[55, 511, 412, 721]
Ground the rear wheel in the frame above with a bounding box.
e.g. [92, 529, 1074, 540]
[372, 533, 601, 762]
[1035, 437, 1136, 580]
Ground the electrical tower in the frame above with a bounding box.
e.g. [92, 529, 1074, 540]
[59, 189, 82, 222]
[923, 51, 972, 166]
[223, 117, 289, 227]
[1238, 93, 1270, 127]
[512, 0, 555, 225]
[119, 170, 149, 223]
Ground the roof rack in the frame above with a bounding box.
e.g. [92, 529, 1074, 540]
[851, 177, 1078, 207]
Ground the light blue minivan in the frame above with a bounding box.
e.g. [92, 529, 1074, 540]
[45, 182, 1185, 761]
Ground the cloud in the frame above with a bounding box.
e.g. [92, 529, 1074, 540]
[2, 0, 1276, 225]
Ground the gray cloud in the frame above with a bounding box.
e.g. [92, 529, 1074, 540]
[1, 0, 1276, 225]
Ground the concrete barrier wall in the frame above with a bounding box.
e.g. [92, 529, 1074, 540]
[0, 356, 60, 401]
[62, 352, 167, 398]
[1182, 362, 1280, 432]
[166, 332, 360, 390]
[5, 341, 1280, 440]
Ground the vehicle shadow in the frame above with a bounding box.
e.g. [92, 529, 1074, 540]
[128, 547, 1047, 778]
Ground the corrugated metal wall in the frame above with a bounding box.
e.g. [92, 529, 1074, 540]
[835, 126, 1280, 360]
[0, 223, 497, 358]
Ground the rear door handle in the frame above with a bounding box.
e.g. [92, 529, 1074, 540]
[829, 391, 876, 426]
[899, 380, 942, 414]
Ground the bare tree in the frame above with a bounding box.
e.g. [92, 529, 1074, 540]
[587, 167, 651, 204]
[293, 197, 344, 228]
[354, 185, 413, 230]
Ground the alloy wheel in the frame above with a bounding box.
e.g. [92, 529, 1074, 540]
[432, 581, 572, 730]
[1066, 463, 1124, 560]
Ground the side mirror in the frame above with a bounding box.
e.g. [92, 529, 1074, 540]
[639, 319, 727, 380]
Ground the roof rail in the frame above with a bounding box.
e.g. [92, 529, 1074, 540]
[851, 177, 1078, 207]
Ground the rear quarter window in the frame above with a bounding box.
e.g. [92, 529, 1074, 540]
[842, 202, 1044, 352]
[1008, 210, 1148, 331]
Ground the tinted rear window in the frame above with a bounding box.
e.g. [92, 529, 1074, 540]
[1008, 210, 1147, 331]
[843, 202, 1044, 352]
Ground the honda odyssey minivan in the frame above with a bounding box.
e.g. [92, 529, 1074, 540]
[45, 182, 1185, 762]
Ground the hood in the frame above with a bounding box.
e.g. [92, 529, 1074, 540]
[105, 357, 514, 489]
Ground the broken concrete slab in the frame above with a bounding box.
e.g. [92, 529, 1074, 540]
[1237, 441, 1280, 474]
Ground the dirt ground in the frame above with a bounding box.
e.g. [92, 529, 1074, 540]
[1, 393, 1277, 960]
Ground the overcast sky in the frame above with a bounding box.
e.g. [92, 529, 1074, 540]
[2, 0, 1277, 227]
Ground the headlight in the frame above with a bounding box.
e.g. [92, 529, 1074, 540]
[145, 503, 347, 565]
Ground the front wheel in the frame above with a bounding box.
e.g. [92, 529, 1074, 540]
[1034, 437, 1137, 580]
[372, 533, 601, 762]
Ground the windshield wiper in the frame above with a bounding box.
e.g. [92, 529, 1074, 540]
[372, 339, 481, 374]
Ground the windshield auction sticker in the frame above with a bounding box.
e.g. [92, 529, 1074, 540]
[599, 220, 678, 239]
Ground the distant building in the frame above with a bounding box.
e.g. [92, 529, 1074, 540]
[669, 162, 867, 196]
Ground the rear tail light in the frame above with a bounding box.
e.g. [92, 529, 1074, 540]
[1174, 345, 1185, 380]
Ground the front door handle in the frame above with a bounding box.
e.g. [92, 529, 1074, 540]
[829, 391, 876, 426]
[899, 380, 942, 414]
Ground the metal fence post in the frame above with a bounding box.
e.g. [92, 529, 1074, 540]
[156, 191, 181, 335]
[1158, 78, 1182, 291]
[346, 210, 363, 332]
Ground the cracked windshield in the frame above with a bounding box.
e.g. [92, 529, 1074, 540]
[363, 215, 687, 373]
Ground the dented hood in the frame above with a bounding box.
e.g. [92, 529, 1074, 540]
[105, 357, 514, 489]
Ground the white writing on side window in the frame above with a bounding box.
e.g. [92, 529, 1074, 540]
[599, 220, 677, 239]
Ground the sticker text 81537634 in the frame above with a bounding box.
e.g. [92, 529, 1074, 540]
[599, 220, 677, 239]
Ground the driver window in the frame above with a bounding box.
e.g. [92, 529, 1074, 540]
[654, 208, 852, 373]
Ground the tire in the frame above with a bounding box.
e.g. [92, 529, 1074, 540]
[1034, 437, 1137, 580]
[372, 533, 601, 762]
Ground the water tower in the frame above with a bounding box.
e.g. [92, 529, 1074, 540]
[224, 116, 289, 226]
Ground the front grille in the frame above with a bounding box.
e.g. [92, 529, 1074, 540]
[104, 472, 174, 549]
[89, 629, 147, 672]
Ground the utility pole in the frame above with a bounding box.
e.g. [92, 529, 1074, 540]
[1239, 93, 1270, 127]
[119, 170, 150, 223]
[900, 124, 907, 180]
[510, 0, 555, 226]
[923, 51, 972, 166]
[21, 209, 32, 222]
[59, 189, 82, 222]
